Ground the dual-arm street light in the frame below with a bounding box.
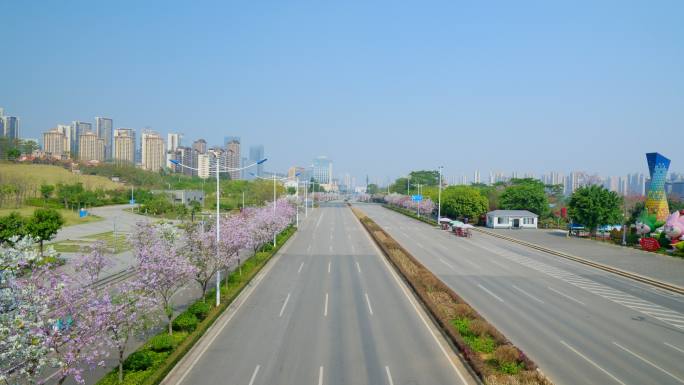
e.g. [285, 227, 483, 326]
[438, 166, 443, 223]
[170, 153, 267, 307]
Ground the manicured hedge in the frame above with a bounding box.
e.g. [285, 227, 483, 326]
[352, 208, 552, 385]
[382, 204, 438, 226]
[96, 225, 296, 385]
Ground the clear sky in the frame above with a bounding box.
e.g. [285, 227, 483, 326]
[2, 0, 682, 183]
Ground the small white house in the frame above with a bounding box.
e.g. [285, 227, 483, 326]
[486, 210, 538, 229]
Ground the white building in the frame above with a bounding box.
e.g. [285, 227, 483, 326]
[197, 153, 211, 179]
[113, 129, 135, 165]
[486, 210, 538, 229]
[141, 131, 165, 171]
[166, 133, 182, 168]
[42, 129, 67, 159]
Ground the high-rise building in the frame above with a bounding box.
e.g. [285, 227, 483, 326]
[249, 145, 265, 177]
[78, 131, 105, 162]
[312, 156, 333, 185]
[70, 121, 92, 157]
[173, 146, 192, 175]
[473, 170, 481, 184]
[192, 139, 207, 154]
[1, 115, 19, 140]
[197, 153, 211, 179]
[113, 128, 136, 165]
[225, 137, 241, 180]
[42, 128, 67, 159]
[95, 117, 113, 160]
[141, 131, 165, 171]
[166, 133, 182, 168]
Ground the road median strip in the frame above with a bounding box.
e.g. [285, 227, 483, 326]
[473, 227, 684, 295]
[351, 206, 553, 385]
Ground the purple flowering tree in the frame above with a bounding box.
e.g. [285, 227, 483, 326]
[133, 223, 196, 335]
[74, 240, 112, 285]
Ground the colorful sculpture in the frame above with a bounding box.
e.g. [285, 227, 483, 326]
[645, 153, 670, 222]
[635, 212, 664, 236]
[664, 210, 684, 243]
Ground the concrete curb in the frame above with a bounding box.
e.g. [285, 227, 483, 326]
[473, 227, 684, 295]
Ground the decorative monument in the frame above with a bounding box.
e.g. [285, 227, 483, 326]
[645, 152, 670, 222]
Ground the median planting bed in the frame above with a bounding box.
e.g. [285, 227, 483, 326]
[352, 207, 552, 385]
[95, 225, 296, 385]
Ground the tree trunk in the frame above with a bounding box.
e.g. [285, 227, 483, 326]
[118, 348, 124, 383]
[168, 317, 173, 335]
[40, 240, 44, 256]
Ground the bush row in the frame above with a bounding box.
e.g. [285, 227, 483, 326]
[382, 204, 438, 226]
[96, 225, 297, 385]
[352, 208, 552, 385]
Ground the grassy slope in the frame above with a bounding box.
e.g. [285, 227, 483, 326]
[0, 206, 102, 226]
[0, 163, 121, 191]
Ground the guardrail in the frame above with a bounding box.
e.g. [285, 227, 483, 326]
[473, 227, 684, 295]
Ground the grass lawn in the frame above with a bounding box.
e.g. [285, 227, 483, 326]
[83, 231, 131, 253]
[0, 163, 121, 190]
[0, 206, 103, 226]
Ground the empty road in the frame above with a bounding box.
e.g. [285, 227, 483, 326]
[358, 204, 684, 385]
[164, 203, 476, 385]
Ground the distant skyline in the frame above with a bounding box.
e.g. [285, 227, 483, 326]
[2, 0, 682, 182]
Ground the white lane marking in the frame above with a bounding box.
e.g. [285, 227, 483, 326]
[330, 233, 333, 241]
[318, 366, 324, 385]
[512, 284, 544, 304]
[324, 293, 328, 317]
[485, 257, 508, 270]
[478, 284, 504, 303]
[351, 244, 356, 253]
[473, 240, 684, 329]
[665, 342, 684, 355]
[355, 212, 470, 385]
[328, 261, 331, 273]
[329, 245, 333, 252]
[248, 365, 260, 385]
[356, 261, 361, 273]
[348, 233, 351, 240]
[560, 340, 626, 385]
[298, 262, 304, 274]
[315, 211, 324, 230]
[439, 258, 455, 270]
[385, 366, 394, 385]
[307, 245, 312, 253]
[548, 286, 585, 306]
[613, 342, 684, 383]
[365, 293, 374, 315]
[279, 293, 291, 317]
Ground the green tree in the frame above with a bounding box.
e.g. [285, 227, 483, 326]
[367, 184, 380, 194]
[408, 170, 440, 186]
[7, 147, 21, 160]
[389, 177, 410, 194]
[21, 139, 39, 155]
[568, 185, 623, 235]
[500, 180, 549, 217]
[40, 184, 55, 202]
[0, 212, 27, 244]
[25, 208, 65, 255]
[440, 186, 489, 223]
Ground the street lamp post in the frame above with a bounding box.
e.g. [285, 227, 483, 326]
[171, 155, 267, 307]
[438, 166, 443, 223]
[250, 172, 301, 247]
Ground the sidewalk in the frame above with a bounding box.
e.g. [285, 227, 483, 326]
[485, 228, 684, 288]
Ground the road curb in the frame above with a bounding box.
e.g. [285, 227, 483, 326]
[473, 227, 684, 295]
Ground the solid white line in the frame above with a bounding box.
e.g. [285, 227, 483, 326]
[665, 342, 684, 355]
[298, 262, 304, 274]
[560, 340, 626, 385]
[478, 284, 504, 302]
[355, 213, 470, 385]
[385, 366, 395, 385]
[365, 293, 374, 315]
[248, 365, 260, 385]
[613, 342, 684, 383]
[356, 261, 361, 273]
[279, 293, 291, 317]
[548, 286, 585, 306]
[324, 293, 328, 317]
[512, 284, 544, 304]
[328, 261, 331, 273]
[318, 366, 324, 385]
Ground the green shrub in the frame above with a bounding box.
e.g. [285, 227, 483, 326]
[188, 301, 211, 320]
[149, 334, 175, 352]
[463, 334, 496, 353]
[453, 318, 470, 335]
[498, 361, 524, 375]
[172, 312, 199, 332]
[123, 350, 155, 371]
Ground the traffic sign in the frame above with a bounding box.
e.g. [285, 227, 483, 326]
[411, 195, 423, 202]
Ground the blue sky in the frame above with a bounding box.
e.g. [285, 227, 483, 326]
[2, 0, 682, 183]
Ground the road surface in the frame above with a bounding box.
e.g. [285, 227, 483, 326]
[165, 203, 477, 385]
[358, 203, 684, 385]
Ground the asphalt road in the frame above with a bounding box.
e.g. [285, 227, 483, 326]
[486, 228, 684, 287]
[166, 203, 477, 385]
[358, 204, 684, 385]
